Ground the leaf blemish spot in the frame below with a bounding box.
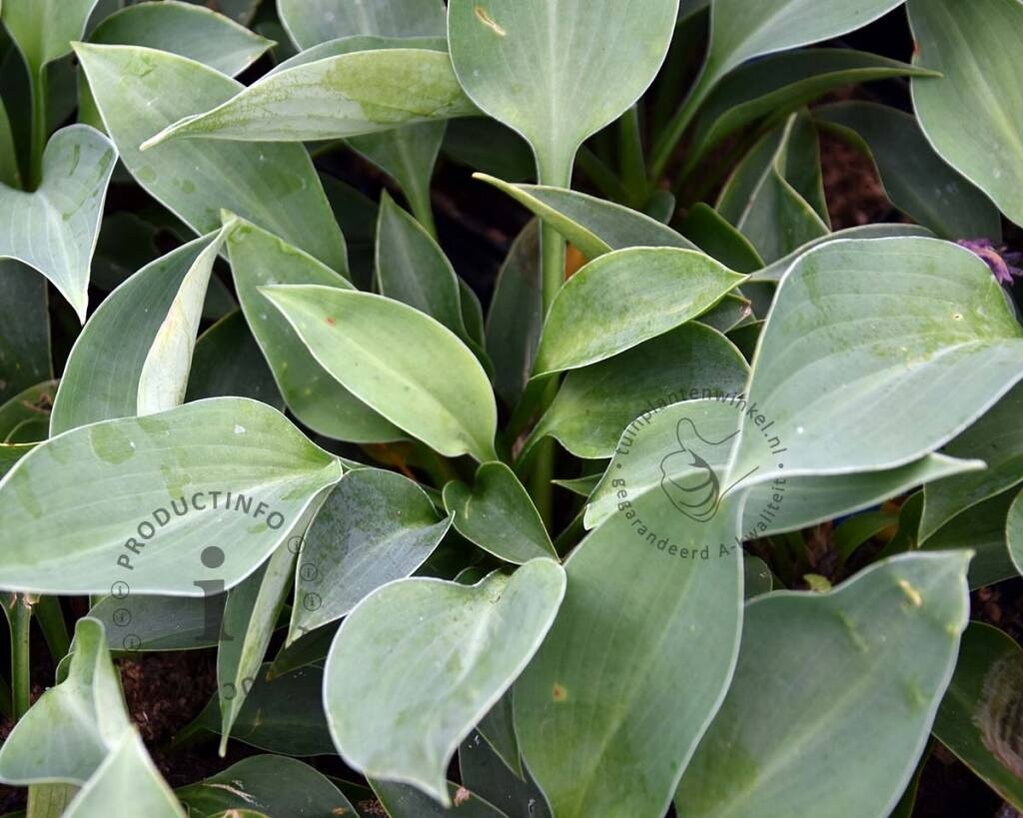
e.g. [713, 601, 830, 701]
[897, 579, 923, 607]
[474, 6, 507, 36]
[552, 683, 568, 701]
[454, 787, 471, 806]
[326, 317, 336, 326]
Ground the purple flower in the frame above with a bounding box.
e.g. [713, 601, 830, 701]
[959, 239, 1023, 285]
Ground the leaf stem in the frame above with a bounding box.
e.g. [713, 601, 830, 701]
[618, 105, 647, 206]
[8, 594, 33, 719]
[648, 74, 712, 188]
[29, 67, 48, 191]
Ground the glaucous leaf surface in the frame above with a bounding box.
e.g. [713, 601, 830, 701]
[262, 284, 499, 461]
[515, 483, 743, 817]
[698, 0, 907, 95]
[0, 398, 342, 594]
[921, 381, 1023, 541]
[924, 488, 1017, 589]
[176, 755, 357, 818]
[61, 732, 185, 818]
[223, 216, 402, 444]
[278, 0, 446, 49]
[728, 238, 1023, 487]
[0, 125, 115, 321]
[485, 221, 542, 407]
[218, 541, 301, 753]
[289, 468, 451, 639]
[534, 248, 745, 375]
[528, 323, 748, 459]
[749, 223, 935, 282]
[51, 233, 222, 435]
[448, 0, 678, 183]
[75, 44, 347, 271]
[687, 49, 934, 169]
[1, 0, 98, 74]
[88, 1, 273, 76]
[442, 462, 557, 564]
[375, 191, 470, 341]
[909, 0, 1023, 226]
[932, 622, 1023, 809]
[87, 593, 223, 652]
[143, 48, 477, 146]
[675, 552, 972, 818]
[136, 228, 225, 415]
[324, 560, 566, 805]
[477, 174, 695, 260]
[0, 618, 131, 785]
[0, 264, 51, 403]
[816, 101, 1001, 240]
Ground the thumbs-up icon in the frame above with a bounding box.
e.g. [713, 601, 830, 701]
[659, 418, 739, 523]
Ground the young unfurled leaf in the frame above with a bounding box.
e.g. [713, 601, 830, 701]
[933, 622, 1023, 810]
[0, 125, 116, 321]
[142, 49, 477, 147]
[716, 113, 829, 263]
[448, 0, 679, 185]
[289, 468, 451, 640]
[136, 228, 226, 416]
[51, 233, 224, 435]
[262, 285, 499, 461]
[816, 101, 1001, 240]
[534, 248, 745, 375]
[0, 398, 342, 594]
[75, 43, 347, 272]
[0, 618, 131, 785]
[324, 560, 566, 805]
[676, 551, 971, 818]
[515, 487, 743, 817]
[728, 238, 1023, 488]
[921, 382, 1023, 541]
[477, 174, 695, 260]
[223, 215, 401, 444]
[527, 324, 749, 459]
[278, 0, 446, 49]
[442, 462, 557, 564]
[909, 0, 1023, 227]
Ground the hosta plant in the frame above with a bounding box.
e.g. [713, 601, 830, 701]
[0, 0, 1022, 816]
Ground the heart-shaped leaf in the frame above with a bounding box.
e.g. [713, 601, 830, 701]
[324, 560, 566, 805]
[75, 43, 347, 271]
[0, 398, 342, 594]
[909, 0, 1023, 226]
[728, 237, 1023, 487]
[278, 0, 446, 49]
[442, 462, 557, 564]
[448, 0, 678, 186]
[262, 284, 499, 461]
[143, 48, 477, 147]
[0, 125, 116, 321]
[675, 551, 971, 818]
[534, 248, 745, 375]
[289, 467, 451, 639]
